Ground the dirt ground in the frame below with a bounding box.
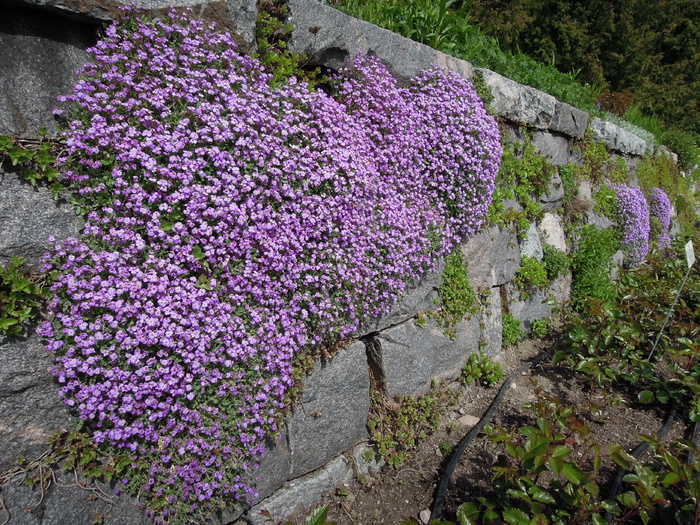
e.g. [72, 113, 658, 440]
[284, 335, 689, 525]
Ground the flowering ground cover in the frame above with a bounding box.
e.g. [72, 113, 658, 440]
[610, 183, 651, 267]
[39, 8, 501, 522]
[648, 187, 672, 250]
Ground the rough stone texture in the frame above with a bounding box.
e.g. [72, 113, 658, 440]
[246, 427, 291, 503]
[611, 249, 625, 280]
[551, 100, 589, 139]
[480, 288, 502, 357]
[586, 210, 615, 231]
[0, 170, 83, 272]
[538, 213, 567, 252]
[1, 463, 151, 525]
[247, 456, 353, 525]
[9, 0, 253, 48]
[504, 284, 552, 331]
[351, 444, 384, 478]
[354, 258, 445, 337]
[0, 5, 96, 137]
[531, 131, 569, 166]
[589, 117, 648, 156]
[286, 0, 473, 82]
[476, 68, 556, 129]
[374, 317, 478, 398]
[0, 331, 74, 473]
[578, 180, 593, 201]
[520, 222, 543, 260]
[540, 171, 565, 212]
[550, 271, 572, 305]
[461, 226, 520, 290]
[287, 341, 369, 479]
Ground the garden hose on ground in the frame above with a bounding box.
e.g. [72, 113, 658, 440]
[429, 335, 564, 521]
[603, 403, 678, 524]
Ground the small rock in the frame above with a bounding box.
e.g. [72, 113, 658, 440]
[458, 414, 480, 427]
[419, 509, 432, 524]
[511, 382, 518, 389]
[458, 408, 466, 416]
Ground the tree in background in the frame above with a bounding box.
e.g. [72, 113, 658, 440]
[470, 0, 700, 135]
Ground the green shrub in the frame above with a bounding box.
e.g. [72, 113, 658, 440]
[436, 249, 478, 338]
[502, 312, 523, 347]
[571, 226, 619, 310]
[592, 184, 618, 220]
[542, 244, 570, 281]
[513, 255, 548, 296]
[661, 129, 700, 173]
[0, 257, 47, 336]
[558, 163, 578, 207]
[460, 350, 504, 387]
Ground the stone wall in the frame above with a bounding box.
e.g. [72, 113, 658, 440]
[0, 1, 670, 524]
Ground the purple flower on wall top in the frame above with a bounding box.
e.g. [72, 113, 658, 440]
[610, 183, 650, 267]
[40, 8, 501, 522]
[648, 187, 672, 250]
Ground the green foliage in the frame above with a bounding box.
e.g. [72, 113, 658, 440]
[460, 350, 504, 387]
[558, 164, 578, 207]
[571, 226, 619, 310]
[0, 257, 47, 336]
[529, 317, 552, 339]
[436, 249, 478, 338]
[592, 184, 618, 220]
[367, 386, 453, 469]
[542, 244, 570, 281]
[502, 312, 523, 348]
[458, 381, 607, 525]
[0, 133, 63, 198]
[335, 0, 599, 112]
[255, 0, 326, 87]
[661, 129, 700, 174]
[513, 255, 548, 296]
[487, 142, 552, 230]
[576, 133, 611, 183]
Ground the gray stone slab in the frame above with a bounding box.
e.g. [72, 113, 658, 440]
[287, 0, 473, 83]
[531, 131, 569, 166]
[520, 222, 543, 261]
[353, 257, 445, 337]
[550, 271, 572, 305]
[246, 427, 291, 503]
[589, 117, 648, 156]
[476, 68, 556, 129]
[461, 226, 520, 290]
[538, 213, 567, 252]
[0, 331, 74, 473]
[551, 100, 589, 139]
[479, 288, 502, 357]
[0, 5, 96, 138]
[0, 170, 83, 272]
[287, 341, 369, 479]
[374, 317, 476, 398]
[1, 468, 151, 525]
[504, 284, 552, 332]
[246, 456, 352, 525]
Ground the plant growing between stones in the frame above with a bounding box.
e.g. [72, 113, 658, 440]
[513, 255, 548, 298]
[460, 350, 504, 388]
[502, 313, 523, 347]
[435, 249, 478, 338]
[542, 244, 570, 281]
[0, 257, 47, 336]
[0, 133, 63, 197]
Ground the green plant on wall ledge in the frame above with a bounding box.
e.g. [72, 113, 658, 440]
[513, 255, 548, 299]
[502, 312, 523, 347]
[460, 349, 504, 387]
[0, 132, 64, 198]
[487, 139, 551, 231]
[0, 257, 48, 336]
[434, 249, 478, 338]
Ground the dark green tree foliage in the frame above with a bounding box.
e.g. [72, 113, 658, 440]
[470, 0, 700, 134]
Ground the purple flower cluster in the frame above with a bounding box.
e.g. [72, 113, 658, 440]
[40, 9, 500, 521]
[648, 187, 672, 250]
[610, 183, 651, 267]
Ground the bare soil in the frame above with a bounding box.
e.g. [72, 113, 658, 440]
[285, 335, 689, 525]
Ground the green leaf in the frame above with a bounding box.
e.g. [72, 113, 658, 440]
[618, 491, 638, 508]
[529, 488, 556, 504]
[305, 504, 329, 525]
[0, 317, 19, 332]
[662, 472, 681, 485]
[601, 500, 621, 514]
[503, 507, 531, 525]
[0, 135, 14, 150]
[11, 278, 31, 293]
[548, 456, 564, 475]
[456, 502, 479, 525]
[638, 390, 655, 404]
[192, 246, 206, 260]
[591, 513, 607, 525]
[552, 445, 572, 459]
[562, 462, 585, 485]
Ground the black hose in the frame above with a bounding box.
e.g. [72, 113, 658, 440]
[430, 335, 564, 521]
[604, 403, 678, 524]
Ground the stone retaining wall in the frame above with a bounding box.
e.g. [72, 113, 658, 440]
[0, 1, 672, 524]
